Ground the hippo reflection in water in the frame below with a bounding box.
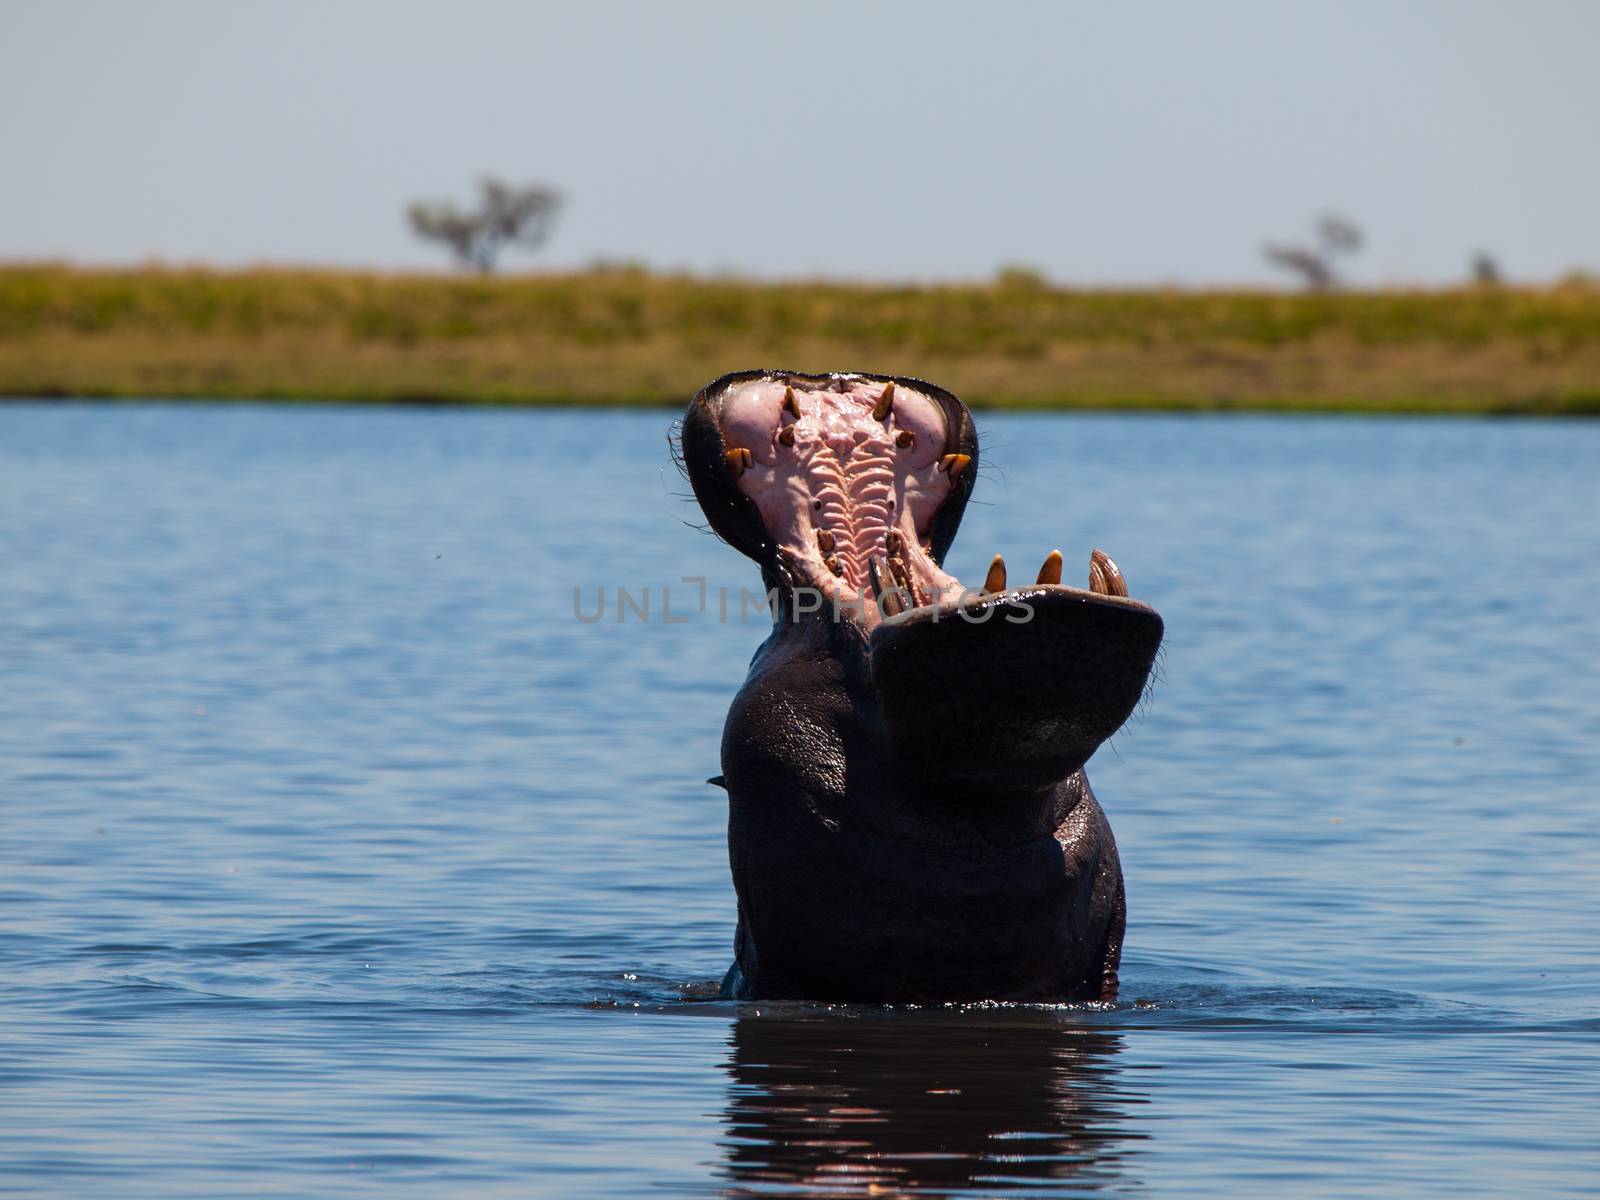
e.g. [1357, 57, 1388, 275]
[679, 371, 1162, 1003]
[720, 1014, 1133, 1193]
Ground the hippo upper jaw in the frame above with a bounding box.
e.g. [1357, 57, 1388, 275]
[680, 369, 977, 635]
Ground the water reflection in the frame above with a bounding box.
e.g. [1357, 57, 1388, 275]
[718, 1011, 1144, 1197]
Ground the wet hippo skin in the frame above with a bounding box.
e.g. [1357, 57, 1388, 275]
[679, 370, 1162, 1003]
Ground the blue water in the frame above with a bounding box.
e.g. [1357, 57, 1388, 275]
[1, 403, 1596, 1197]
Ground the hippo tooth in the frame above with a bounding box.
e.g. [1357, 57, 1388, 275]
[783, 385, 801, 418]
[1036, 549, 1063, 586]
[983, 554, 1007, 595]
[873, 382, 895, 421]
[939, 453, 972, 477]
[885, 529, 902, 555]
[868, 556, 906, 616]
[1089, 548, 1128, 597]
[867, 556, 890, 598]
[889, 555, 914, 595]
[826, 555, 843, 577]
[895, 430, 914, 448]
[816, 528, 835, 553]
[778, 425, 796, 447]
[724, 447, 753, 478]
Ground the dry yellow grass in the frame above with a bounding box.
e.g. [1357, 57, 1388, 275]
[2, 264, 1597, 412]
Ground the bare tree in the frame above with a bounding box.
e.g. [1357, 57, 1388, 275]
[1263, 213, 1364, 290]
[1262, 245, 1335, 291]
[1471, 251, 1502, 286]
[408, 178, 561, 273]
[1315, 214, 1362, 258]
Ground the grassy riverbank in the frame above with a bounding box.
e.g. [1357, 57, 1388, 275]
[2, 264, 1597, 412]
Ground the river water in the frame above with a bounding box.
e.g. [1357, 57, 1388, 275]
[1, 403, 1596, 1197]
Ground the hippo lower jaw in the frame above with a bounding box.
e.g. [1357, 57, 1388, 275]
[680, 371, 1163, 1004]
[872, 584, 1162, 792]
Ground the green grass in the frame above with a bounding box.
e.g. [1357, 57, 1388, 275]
[3, 263, 1598, 412]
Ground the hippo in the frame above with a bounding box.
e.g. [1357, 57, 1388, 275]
[679, 370, 1162, 1003]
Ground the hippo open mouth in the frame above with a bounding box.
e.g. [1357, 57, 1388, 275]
[679, 370, 1164, 1003]
[683, 370, 1147, 622]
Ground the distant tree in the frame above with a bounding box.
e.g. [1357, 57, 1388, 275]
[1315, 214, 1363, 258]
[1263, 213, 1364, 291]
[408, 178, 561, 273]
[1262, 245, 1334, 291]
[1471, 251, 1503, 286]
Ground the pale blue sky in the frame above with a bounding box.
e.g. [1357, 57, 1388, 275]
[2, 0, 1596, 284]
